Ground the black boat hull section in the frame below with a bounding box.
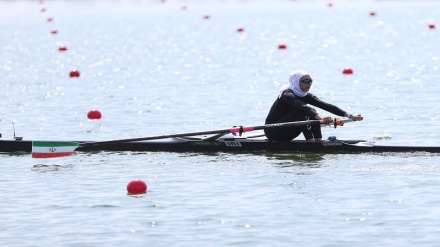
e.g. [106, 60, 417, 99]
[2, 138, 440, 154]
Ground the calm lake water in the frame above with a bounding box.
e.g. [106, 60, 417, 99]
[1, 0, 440, 246]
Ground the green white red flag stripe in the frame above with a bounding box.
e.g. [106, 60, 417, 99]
[32, 141, 79, 158]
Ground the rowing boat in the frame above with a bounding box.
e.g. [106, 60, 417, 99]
[3, 118, 440, 157]
[2, 134, 440, 155]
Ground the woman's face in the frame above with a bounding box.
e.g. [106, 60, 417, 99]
[299, 74, 312, 91]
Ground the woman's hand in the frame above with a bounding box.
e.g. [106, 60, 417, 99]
[346, 113, 364, 121]
[353, 114, 363, 121]
[316, 115, 333, 124]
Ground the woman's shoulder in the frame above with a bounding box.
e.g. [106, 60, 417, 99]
[280, 89, 294, 97]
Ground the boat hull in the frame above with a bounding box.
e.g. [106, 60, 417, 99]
[2, 138, 440, 154]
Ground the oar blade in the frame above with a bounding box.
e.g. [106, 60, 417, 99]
[32, 141, 79, 158]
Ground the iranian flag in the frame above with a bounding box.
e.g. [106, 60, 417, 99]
[32, 141, 79, 158]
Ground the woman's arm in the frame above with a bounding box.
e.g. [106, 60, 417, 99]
[307, 94, 363, 121]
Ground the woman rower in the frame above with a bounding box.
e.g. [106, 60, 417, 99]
[264, 70, 363, 142]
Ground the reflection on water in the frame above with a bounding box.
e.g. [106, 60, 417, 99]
[31, 164, 74, 173]
[347, 164, 440, 172]
[265, 152, 325, 168]
[90, 205, 120, 208]
[265, 152, 324, 161]
[1, 152, 29, 158]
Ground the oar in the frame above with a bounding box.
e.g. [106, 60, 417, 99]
[81, 117, 352, 147]
[31, 117, 353, 158]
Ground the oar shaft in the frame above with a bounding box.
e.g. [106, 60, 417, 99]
[250, 120, 322, 131]
[81, 119, 324, 147]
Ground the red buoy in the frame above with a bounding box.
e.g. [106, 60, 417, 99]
[47, 17, 53, 22]
[428, 23, 435, 29]
[127, 180, 147, 194]
[342, 67, 353, 74]
[203, 14, 210, 19]
[58, 45, 67, 51]
[69, 69, 80, 77]
[50, 28, 58, 34]
[278, 43, 287, 49]
[369, 11, 376, 16]
[41, 8, 46, 12]
[236, 27, 244, 32]
[327, 2, 333, 7]
[87, 109, 102, 120]
[181, 5, 187, 10]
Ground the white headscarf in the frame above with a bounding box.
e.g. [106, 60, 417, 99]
[279, 70, 309, 97]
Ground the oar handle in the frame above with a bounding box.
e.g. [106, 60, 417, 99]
[333, 117, 354, 128]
